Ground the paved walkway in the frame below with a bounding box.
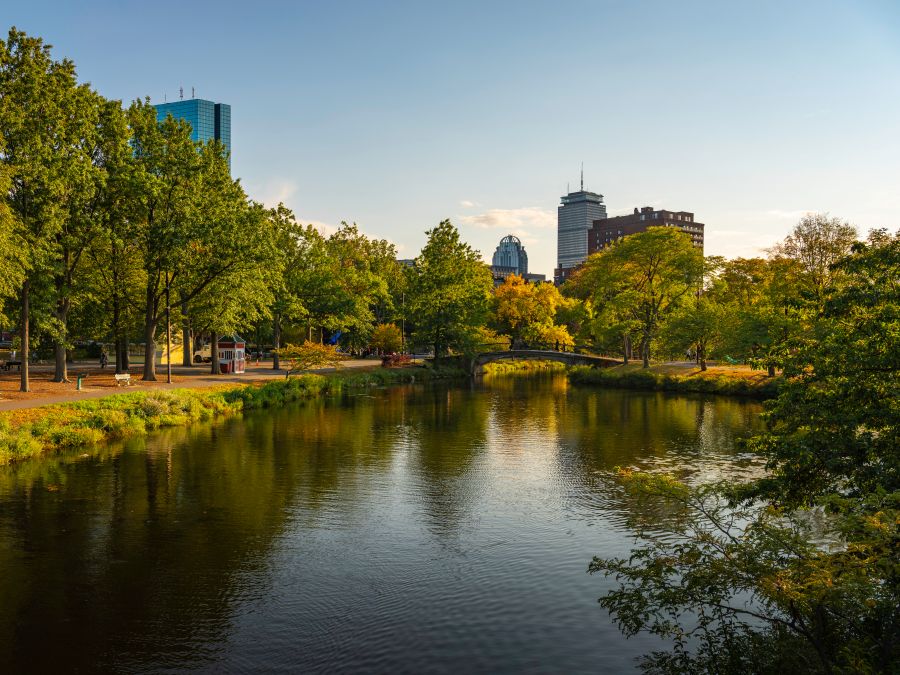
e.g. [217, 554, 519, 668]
[0, 359, 379, 412]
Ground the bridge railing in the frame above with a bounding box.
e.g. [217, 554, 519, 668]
[473, 341, 602, 356]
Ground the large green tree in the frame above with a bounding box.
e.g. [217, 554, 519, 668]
[407, 220, 493, 357]
[569, 227, 704, 367]
[590, 230, 900, 673]
[0, 28, 78, 391]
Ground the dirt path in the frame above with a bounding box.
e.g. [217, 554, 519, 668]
[0, 359, 380, 412]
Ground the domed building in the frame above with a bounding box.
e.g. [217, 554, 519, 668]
[490, 235, 545, 284]
[491, 235, 528, 277]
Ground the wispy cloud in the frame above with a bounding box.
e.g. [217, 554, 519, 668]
[459, 199, 477, 208]
[255, 180, 299, 208]
[459, 206, 555, 231]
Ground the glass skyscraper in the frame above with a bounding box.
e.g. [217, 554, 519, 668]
[154, 98, 231, 168]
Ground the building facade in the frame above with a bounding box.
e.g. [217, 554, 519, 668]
[154, 98, 232, 168]
[555, 187, 607, 284]
[490, 235, 545, 285]
[491, 235, 529, 277]
[588, 206, 704, 253]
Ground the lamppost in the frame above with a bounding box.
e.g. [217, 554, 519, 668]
[401, 291, 405, 354]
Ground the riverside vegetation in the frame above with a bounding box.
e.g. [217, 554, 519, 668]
[0, 364, 467, 465]
[568, 363, 781, 398]
[2, 26, 899, 674]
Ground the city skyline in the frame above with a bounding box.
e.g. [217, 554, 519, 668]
[7, 0, 899, 277]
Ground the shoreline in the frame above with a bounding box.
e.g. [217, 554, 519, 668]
[567, 363, 781, 398]
[0, 365, 468, 467]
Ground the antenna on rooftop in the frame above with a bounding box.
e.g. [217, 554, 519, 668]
[179, 86, 184, 100]
[192, 86, 195, 99]
[580, 162, 584, 191]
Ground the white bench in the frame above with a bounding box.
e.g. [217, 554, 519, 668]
[114, 373, 131, 387]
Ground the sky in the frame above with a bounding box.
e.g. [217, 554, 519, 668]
[7, 0, 900, 276]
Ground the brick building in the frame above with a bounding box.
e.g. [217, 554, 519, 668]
[588, 206, 704, 253]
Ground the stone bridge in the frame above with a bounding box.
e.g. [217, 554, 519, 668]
[471, 349, 620, 374]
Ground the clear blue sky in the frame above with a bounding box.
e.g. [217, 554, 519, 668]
[8, 1, 900, 276]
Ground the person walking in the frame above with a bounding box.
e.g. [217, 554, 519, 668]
[100, 350, 108, 369]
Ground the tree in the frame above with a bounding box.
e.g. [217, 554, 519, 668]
[278, 341, 347, 377]
[130, 102, 263, 381]
[406, 220, 493, 357]
[0, 28, 78, 391]
[769, 213, 857, 310]
[661, 296, 727, 370]
[492, 275, 572, 348]
[589, 231, 900, 673]
[0, 165, 25, 318]
[745, 230, 900, 504]
[370, 323, 402, 354]
[48, 91, 128, 382]
[570, 228, 704, 367]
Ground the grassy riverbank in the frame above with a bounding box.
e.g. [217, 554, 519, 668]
[568, 363, 782, 398]
[0, 365, 466, 466]
[481, 360, 566, 376]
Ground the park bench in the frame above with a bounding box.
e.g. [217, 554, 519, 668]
[1, 360, 21, 372]
[114, 373, 132, 387]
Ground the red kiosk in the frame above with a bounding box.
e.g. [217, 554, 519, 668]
[218, 336, 246, 374]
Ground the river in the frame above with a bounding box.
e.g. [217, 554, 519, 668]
[0, 373, 763, 673]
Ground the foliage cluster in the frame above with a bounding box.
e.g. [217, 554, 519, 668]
[566, 214, 862, 373]
[568, 364, 781, 398]
[588, 231, 900, 673]
[277, 341, 347, 377]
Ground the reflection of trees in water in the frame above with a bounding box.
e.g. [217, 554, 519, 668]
[403, 385, 492, 537]
[0, 380, 764, 671]
[559, 387, 764, 535]
[0, 399, 404, 673]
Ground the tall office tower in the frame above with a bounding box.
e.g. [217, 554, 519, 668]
[555, 172, 606, 284]
[154, 97, 232, 168]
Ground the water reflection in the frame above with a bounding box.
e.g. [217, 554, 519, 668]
[0, 373, 762, 673]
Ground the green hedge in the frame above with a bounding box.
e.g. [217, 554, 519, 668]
[568, 365, 782, 398]
[0, 364, 468, 466]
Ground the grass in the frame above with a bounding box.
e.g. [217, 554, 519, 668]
[0, 363, 467, 466]
[481, 359, 566, 376]
[568, 362, 782, 398]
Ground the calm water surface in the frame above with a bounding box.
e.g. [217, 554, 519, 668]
[0, 373, 763, 673]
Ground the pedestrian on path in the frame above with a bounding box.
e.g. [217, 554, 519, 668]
[100, 350, 108, 369]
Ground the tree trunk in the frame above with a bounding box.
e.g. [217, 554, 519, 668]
[181, 301, 192, 367]
[143, 279, 160, 381]
[53, 342, 68, 382]
[20, 279, 29, 393]
[210, 332, 220, 374]
[698, 342, 707, 371]
[122, 337, 130, 371]
[143, 319, 157, 381]
[641, 337, 650, 369]
[768, 364, 776, 377]
[272, 315, 281, 370]
[52, 298, 71, 382]
[622, 335, 629, 365]
[112, 258, 123, 373]
[115, 339, 123, 375]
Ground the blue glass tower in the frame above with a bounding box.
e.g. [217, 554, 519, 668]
[154, 98, 231, 168]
